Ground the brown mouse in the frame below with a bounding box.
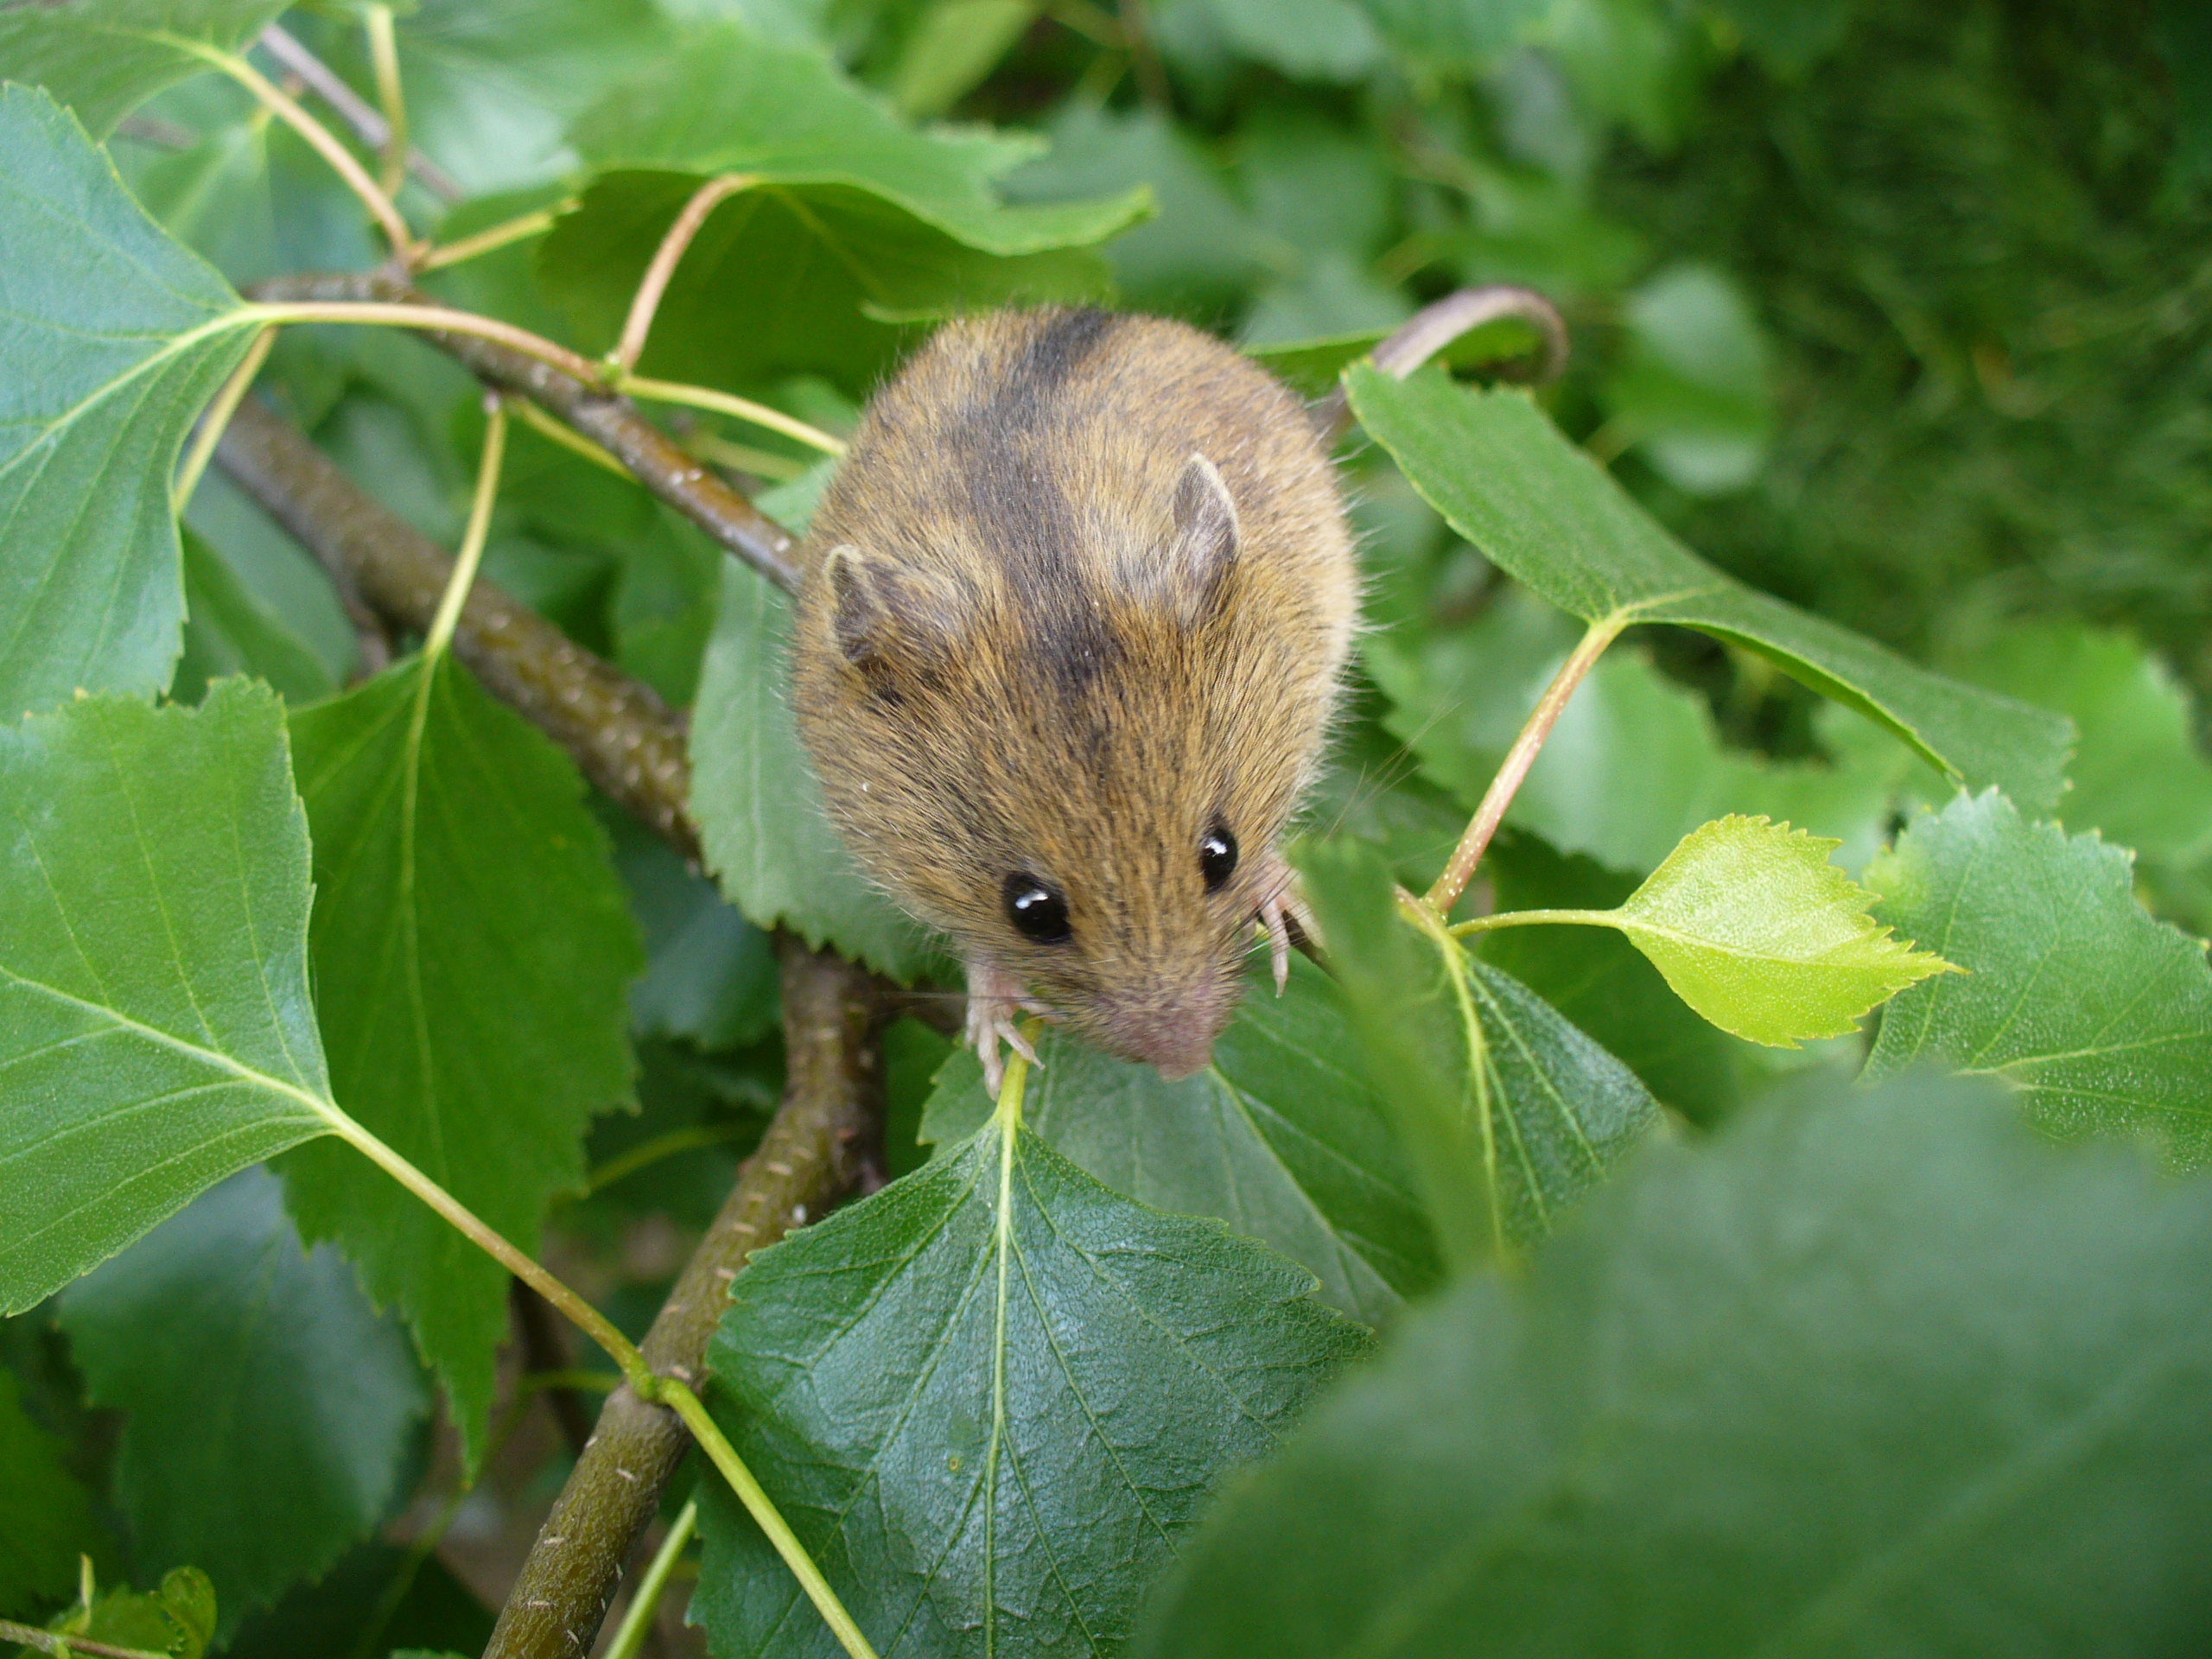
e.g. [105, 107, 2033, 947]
[790, 307, 1357, 1092]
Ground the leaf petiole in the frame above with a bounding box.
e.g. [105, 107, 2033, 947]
[612, 173, 758, 374]
[602, 1497, 699, 1659]
[361, 4, 407, 200]
[422, 395, 507, 661]
[1449, 907, 1619, 937]
[172, 322, 274, 508]
[413, 205, 567, 272]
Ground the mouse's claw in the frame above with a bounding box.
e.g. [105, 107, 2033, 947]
[1256, 857, 1321, 995]
[964, 956, 1043, 1097]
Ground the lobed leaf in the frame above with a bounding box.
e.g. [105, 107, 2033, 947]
[537, 23, 1148, 391]
[0, 0, 290, 138]
[1865, 790, 2212, 1166]
[283, 653, 642, 1465]
[57, 1169, 429, 1631]
[0, 85, 259, 719]
[920, 956, 1441, 1325]
[0, 681, 334, 1316]
[689, 558, 940, 982]
[1344, 366, 2075, 810]
[1140, 1073, 2212, 1659]
[1610, 815, 1954, 1047]
[691, 1103, 1370, 1659]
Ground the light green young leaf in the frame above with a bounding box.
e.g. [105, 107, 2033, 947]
[57, 1170, 429, 1632]
[1301, 841, 1661, 1259]
[0, 85, 260, 718]
[1345, 367, 2075, 810]
[537, 22, 1148, 391]
[0, 1363, 100, 1618]
[0, 682, 334, 1315]
[284, 653, 643, 1465]
[1138, 1074, 2212, 1659]
[1601, 815, 1954, 1047]
[42, 1566, 217, 1659]
[1866, 790, 2212, 1166]
[920, 956, 1442, 1325]
[0, 0, 290, 137]
[690, 1101, 1370, 1659]
[689, 558, 938, 981]
[1948, 622, 2212, 867]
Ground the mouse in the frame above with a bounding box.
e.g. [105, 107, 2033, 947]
[790, 306, 1357, 1094]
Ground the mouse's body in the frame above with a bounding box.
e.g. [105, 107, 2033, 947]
[790, 307, 1357, 1090]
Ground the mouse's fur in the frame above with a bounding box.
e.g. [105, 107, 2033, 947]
[790, 307, 1357, 1081]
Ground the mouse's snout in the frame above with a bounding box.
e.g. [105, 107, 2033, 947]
[1090, 980, 1237, 1081]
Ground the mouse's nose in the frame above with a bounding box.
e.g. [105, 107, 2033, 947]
[1092, 983, 1234, 1080]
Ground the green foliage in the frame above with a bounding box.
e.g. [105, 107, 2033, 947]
[1866, 790, 2212, 1167]
[0, 86, 257, 719]
[35, 1566, 218, 1659]
[692, 1098, 1370, 1658]
[1140, 1074, 2212, 1659]
[921, 957, 1440, 1324]
[174, 529, 336, 709]
[0, 1365, 99, 1618]
[1599, 814, 1953, 1046]
[1347, 365, 2075, 810]
[0, 0, 290, 138]
[284, 652, 641, 1464]
[0, 682, 332, 1316]
[56, 1170, 428, 1631]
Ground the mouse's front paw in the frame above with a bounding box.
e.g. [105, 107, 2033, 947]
[1255, 853, 1322, 995]
[964, 957, 1042, 1097]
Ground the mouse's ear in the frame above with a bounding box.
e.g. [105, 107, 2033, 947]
[1159, 454, 1239, 626]
[823, 544, 966, 684]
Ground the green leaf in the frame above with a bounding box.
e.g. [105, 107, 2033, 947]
[1369, 590, 1911, 875]
[1865, 790, 2212, 1167]
[1300, 841, 1660, 1259]
[224, 1541, 493, 1659]
[283, 653, 642, 1464]
[919, 956, 1441, 1325]
[1138, 1072, 2212, 1659]
[0, 84, 259, 718]
[889, 0, 1039, 118]
[1205, 0, 1385, 81]
[1595, 815, 1954, 1046]
[690, 1101, 1370, 1658]
[1478, 830, 1748, 1123]
[1947, 622, 2212, 868]
[1345, 367, 2075, 810]
[1599, 263, 1773, 495]
[537, 22, 1147, 391]
[613, 812, 780, 1052]
[0, 681, 334, 1315]
[0, 0, 289, 137]
[1352, 0, 1548, 70]
[0, 1363, 100, 1618]
[689, 558, 938, 981]
[173, 530, 337, 709]
[56, 1169, 429, 1630]
[40, 1566, 218, 1659]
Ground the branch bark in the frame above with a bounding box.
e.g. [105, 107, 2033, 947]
[251, 271, 805, 593]
[214, 396, 702, 858]
[486, 936, 879, 1659]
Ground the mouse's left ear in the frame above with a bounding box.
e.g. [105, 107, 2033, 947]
[822, 543, 967, 688]
[1157, 454, 1239, 626]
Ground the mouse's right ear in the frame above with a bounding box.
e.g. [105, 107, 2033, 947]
[823, 544, 966, 686]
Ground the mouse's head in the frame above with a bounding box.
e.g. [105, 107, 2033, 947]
[792, 449, 1347, 1078]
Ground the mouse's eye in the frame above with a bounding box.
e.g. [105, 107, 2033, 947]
[1004, 873, 1072, 944]
[1199, 822, 1238, 892]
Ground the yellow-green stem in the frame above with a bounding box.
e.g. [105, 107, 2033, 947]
[504, 394, 632, 477]
[415, 205, 565, 272]
[1449, 907, 1618, 938]
[612, 174, 756, 374]
[617, 374, 848, 455]
[363, 5, 407, 200]
[423, 396, 507, 660]
[238, 299, 601, 382]
[645, 1377, 882, 1659]
[1425, 614, 1626, 915]
[0, 1622, 172, 1659]
[602, 1498, 699, 1659]
[174, 323, 276, 508]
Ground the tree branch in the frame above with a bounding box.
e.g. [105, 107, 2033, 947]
[251, 271, 806, 593]
[213, 396, 702, 858]
[485, 936, 879, 1659]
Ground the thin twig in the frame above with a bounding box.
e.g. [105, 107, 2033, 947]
[0, 1623, 174, 1659]
[612, 174, 756, 374]
[257, 22, 462, 202]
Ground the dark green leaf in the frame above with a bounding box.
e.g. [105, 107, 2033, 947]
[1345, 367, 2075, 810]
[889, 0, 1039, 118]
[613, 813, 779, 1052]
[691, 1102, 1370, 1658]
[56, 1169, 428, 1630]
[537, 23, 1146, 391]
[284, 653, 642, 1465]
[224, 1541, 493, 1659]
[919, 957, 1442, 1325]
[1140, 1073, 2212, 1659]
[0, 1363, 100, 1618]
[1865, 790, 2212, 1166]
[689, 558, 938, 981]
[1352, 0, 1548, 70]
[0, 85, 258, 718]
[0, 0, 289, 137]
[0, 682, 335, 1315]
[173, 530, 337, 708]
[1704, 0, 1859, 74]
